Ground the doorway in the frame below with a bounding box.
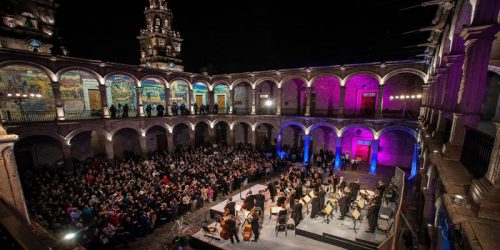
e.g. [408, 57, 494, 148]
[196, 95, 203, 107]
[361, 92, 376, 115]
[217, 95, 225, 112]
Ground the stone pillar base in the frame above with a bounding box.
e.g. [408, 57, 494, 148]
[442, 143, 463, 160]
[469, 178, 500, 222]
[375, 112, 383, 119]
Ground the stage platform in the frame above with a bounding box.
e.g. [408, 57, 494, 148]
[209, 184, 268, 218]
[193, 183, 393, 250]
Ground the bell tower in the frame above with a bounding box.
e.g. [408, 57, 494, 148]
[138, 0, 183, 71]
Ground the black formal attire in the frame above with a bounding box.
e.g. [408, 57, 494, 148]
[227, 219, 240, 243]
[296, 184, 303, 198]
[377, 184, 386, 195]
[337, 180, 346, 192]
[225, 201, 236, 215]
[277, 195, 286, 207]
[268, 182, 277, 202]
[255, 194, 265, 214]
[310, 197, 320, 218]
[245, 195, 255, 210]
[372, 194, 382, 206]
[292, 203, 303, 226]
[251, 217, 259, 241]
[277, 209, 287, 224]
[318, 190, 326, 209]
[338, 195, 350, 219]
[349, 182, 360, 200]
[366, 203, 380, 232]
[289, 192, 296, 208]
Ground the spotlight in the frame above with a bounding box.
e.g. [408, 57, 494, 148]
[417, 95, 422, 98]
[36, 94, 42, 98]
[400, 95, 404, 99]
[427, 224, 433, 227]
[406, 95, 410, 99]
[15, 93, 20, 97]
[433, 150, 439, 154]
[22, 94, 27, 97]
[390, 96, 394, 100]
[411, 95, 415, 99]
[64, 232, 77, 240]
[265, 100, 273, 106]
[7, 93, 12, 97]
[395, 96, 400, 99]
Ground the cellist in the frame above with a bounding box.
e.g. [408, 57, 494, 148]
[227, 214, 240, 244]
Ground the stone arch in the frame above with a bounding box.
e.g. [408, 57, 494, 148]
[254, 122, 277, 149]
[213, 119, 231, 127]
[211, 81, 231, 91]
[169, 79, 191, 107]
[144, 124, 168, 153]
[109, 125, 142, 138]
[0, 60, 57, 82]
[343, 71, 382, 86]
[279, 121, 307, 134]
[310, 75, 342, 116]
[307, 122, 340, 136]
[140, 75, 168, 87]
[339, 124, 376, 138]
[376, 125, 417, 140]
[382, 68, 428, 84]
[144, 123, 169, 134]
[194, 120, 210, 146]
[231, 78, 253, 89]
[171, 120, 195, 131]
[14, 134, 64, 170]
[254, 77, 279, 89]
[193, 119, 211, 128]
[279, 75, 308, 88]
[231, 120, 253, 130]
[280, 77, 308, 115]
[214, 120, 230, 145]
[56, 67, 104, 85]
[232, 120, 253, 144]
[112, 127, 141, 159]
[172, 122, 192, 147]
[310, 73, 343, 86]
[65, 128, 109, 144]
[104, 71, 140, 86]
[343, 73, 381, 116]
[169, 77, 192, 88]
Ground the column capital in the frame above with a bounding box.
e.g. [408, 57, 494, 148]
[444, 53, 465, 65]
[461, 24, 500, 42]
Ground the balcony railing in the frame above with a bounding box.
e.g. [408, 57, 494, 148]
[343, 109, 376, 119]
[233, 107, 251, 115]
[1, 111, 56, 124]
[281, 108, 304, 116]
[311, 109, 339, 117]
[65, 110, 103, 120]
[382, 110, 419, 120]
[461, 127, 494, 179]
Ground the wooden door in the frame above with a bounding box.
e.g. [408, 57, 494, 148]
[217, 95, 225, 112]
[196, 95, 203, 107]
[88, 89, 101, 110]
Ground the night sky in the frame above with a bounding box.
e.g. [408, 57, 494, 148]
[57, 0, 436, 74]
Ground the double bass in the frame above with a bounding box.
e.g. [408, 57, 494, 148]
[219, 208, 230, 240]
[241, 208, 255, 241]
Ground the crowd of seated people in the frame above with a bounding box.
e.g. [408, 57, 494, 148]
[22, 144, 280, 249]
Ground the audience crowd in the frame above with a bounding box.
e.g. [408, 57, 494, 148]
[22, 144, 281, 249]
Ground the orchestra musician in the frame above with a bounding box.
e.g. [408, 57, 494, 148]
[372, 189, 382, 206]
[292, 198, 303, 226]
[267, 179, 277, 203]
[337, 187, 351, 220]
[332, 173, 339, 193]
[376, 180, 386, 195]
[254, 190, 265, 215]
[337, 176, 346, 192]
[310, 191, 320, 218]
[365, 198, 381, 233]
[349, 179, 361, 199]
[288, 190, 296, 208]
[250, 211, 260, 242]
[277, 204, 288, 224]
[277, 192, 286, 207]
[244, 191, 255, 210]
[325, 180, 334, 196]
[295, 181, 303, 198]
[227, 214, 240, 244]
[318, 187, 326, 209]
[225, 197, 236, 215]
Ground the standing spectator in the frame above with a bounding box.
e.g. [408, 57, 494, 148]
[213, 103, 218, 114]
[123, 104, 129, 118]
[156, 104, 164, 116]
[109, 105, 117, 119]
[145, 104, 152, 117]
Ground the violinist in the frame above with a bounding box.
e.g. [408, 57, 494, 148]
[277, 192, 286, 207]
[365, 197, 381, 233]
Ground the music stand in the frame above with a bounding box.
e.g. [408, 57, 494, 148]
[347, 209, 361, 233]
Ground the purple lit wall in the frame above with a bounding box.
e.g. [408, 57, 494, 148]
[281, 125, 305, 147]
[311, 77, 341, 114]
[344, 74, 379, 113]
[341, 127, 374, 162]
[377, 131, 415, 169]
[382, 73, 423, 114]
[310, 126, 337, 153]
[281, 79, 306, 114]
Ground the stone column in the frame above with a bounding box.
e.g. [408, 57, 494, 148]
[188, 90, 194, 115]
[208, 126, 215, 146]
[105, 139, 115, 166]
[51, 81, 65, 120]
[249, 128, 256, 148]
[165, 87, 172, 116]
[433, 68, 449, 139]
[136, 86, 144, 117]
[276, 132, 283, 158]
[276, 88, 282, 116]
[189, 128, 195, 146]
[303, 135, 311, 163]
[229, 89, 235, 114]
[61, 145, 73, 173]
[0, 130, 30, 223]
[376, 85, 384, 118]
[209, 91, 215, 114]
[139, 135, 148, 158]
[443, 24, 500, 159]
[369, 139, 379, 174]
[251, 89, 256, 115]
[305, 86, 311, 116]
[443, 54, 464, 113]
[228, 127, 235, 146]
[167, 131, 174, 153]
[486, 122, 500, 185]
[420, 85, 430, 119]
[99, 85, 110, 118]
[339, 86, 345, 118]
[334, 136, 342, 170]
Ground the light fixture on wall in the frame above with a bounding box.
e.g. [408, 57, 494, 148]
[265, 100, 273, 106]
[389, 93, 422, 118]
